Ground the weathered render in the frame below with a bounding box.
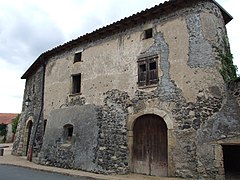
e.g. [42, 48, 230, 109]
[13, 0, 240, 179]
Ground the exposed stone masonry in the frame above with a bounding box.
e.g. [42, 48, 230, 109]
[229, 79, 240, 106]
[61, 96, 86, 108]
[41, 143, 75, 169]
[94, 79, 239, 178]
[173, 94, 222, 131]
[186, 13, 214, 68]
[12, 66, 45, 157]
[95, 89, 131, 174]
[39, 105, 100, 172]
[12, 1, 239, 179]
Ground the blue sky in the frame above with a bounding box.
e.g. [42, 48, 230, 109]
[0, 0, 238, 113]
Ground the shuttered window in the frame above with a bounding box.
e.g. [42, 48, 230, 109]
[138, 55, 158, 87]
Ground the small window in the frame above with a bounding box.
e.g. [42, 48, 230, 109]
[138, 55, 158, 87]
[32, 84, 35, 94]
[74, 52, 82, 63]
[43, 119, 47, 135]
[144, 28, 153, 39]
[63, 124, 73, 143]
[72, 74, 81, 94]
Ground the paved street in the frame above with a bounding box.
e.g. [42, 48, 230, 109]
[0, 164, 95, 180]
[0, 143, 181, 180]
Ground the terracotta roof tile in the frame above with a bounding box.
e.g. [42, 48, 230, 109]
[0, 113, 18, 125]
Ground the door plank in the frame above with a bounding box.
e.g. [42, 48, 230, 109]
[132, 114, 167, 176]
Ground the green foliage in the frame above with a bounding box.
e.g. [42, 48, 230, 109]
[216, 37, 238, 82]
[12, 114, 20, 134]
[0, 124, 7, 136]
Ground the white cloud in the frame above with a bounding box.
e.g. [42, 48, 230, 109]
[0, 59, 24, 113]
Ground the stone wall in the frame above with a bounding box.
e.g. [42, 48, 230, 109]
[196, 81, 240, 179]
[5, 124, 13, 143]
[39, 105, 100, 171]
[13, 0, 240, 179]
[95, 89, 131, 174]
[229, 79, 240, 106]
[42, 1, 226, 119]
[39, 91, 130, 174]
[39, 79, 240, 178]
[12, 66, 45, 156]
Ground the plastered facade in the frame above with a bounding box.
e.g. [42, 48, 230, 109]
[13, 0, 240, 179]
[44, 9, 224, 118]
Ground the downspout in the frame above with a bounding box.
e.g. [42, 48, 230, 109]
[28, 63, 46, 161]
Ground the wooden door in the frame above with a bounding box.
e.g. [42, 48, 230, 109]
[26, 121, 33, 156]
[132, 114, 167, 176]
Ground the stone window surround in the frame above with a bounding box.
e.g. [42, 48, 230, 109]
[127, 107, 175, 176]
[73, 49, 83, 63]
[214, 137, 240, 178]
[143, 28, 153, 40]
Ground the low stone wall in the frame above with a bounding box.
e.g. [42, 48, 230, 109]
[39, 105, 100, 171]
[39, 91, 130, 174]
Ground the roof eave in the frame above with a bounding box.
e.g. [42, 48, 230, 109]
[212, 0, 233, 24]
[21, 0, 233, 79]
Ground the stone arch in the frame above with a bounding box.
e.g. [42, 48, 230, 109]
[127, 108, 173, 131]
[23, 117, 33, 156]
[127, 108, 175, 176]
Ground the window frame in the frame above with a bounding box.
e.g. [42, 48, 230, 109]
[71, 73, 81, 95]
[137, 55, 159, 87]
[74, 50, 83, 63]
[143, 28, 153, 39]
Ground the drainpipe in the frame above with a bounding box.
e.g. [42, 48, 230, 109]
[29, 63, 46, 162]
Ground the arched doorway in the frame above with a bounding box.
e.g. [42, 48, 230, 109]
[25, 121, 33, 156]
[132, 114, 168, 176]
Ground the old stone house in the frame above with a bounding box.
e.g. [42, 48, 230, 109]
[12, 0, 240, 179]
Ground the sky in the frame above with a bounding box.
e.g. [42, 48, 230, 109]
[0, 0, 239, 113]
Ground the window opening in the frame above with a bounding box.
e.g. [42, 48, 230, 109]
[138, 55, 158, 87]
[140, 64, 146, 72]
[144, 28, 153, 39]
[74, 52, 82, 63]
[223, 145, 240, 179]
[32, 84, 35, 94]
[72, 74, 81, 94]
[63, 124, 73, 143]
[139, 63, 147, 85]
[43, 119, 47, 135]
[149, 62, 156, 70]
[68, 126, 73, 137]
